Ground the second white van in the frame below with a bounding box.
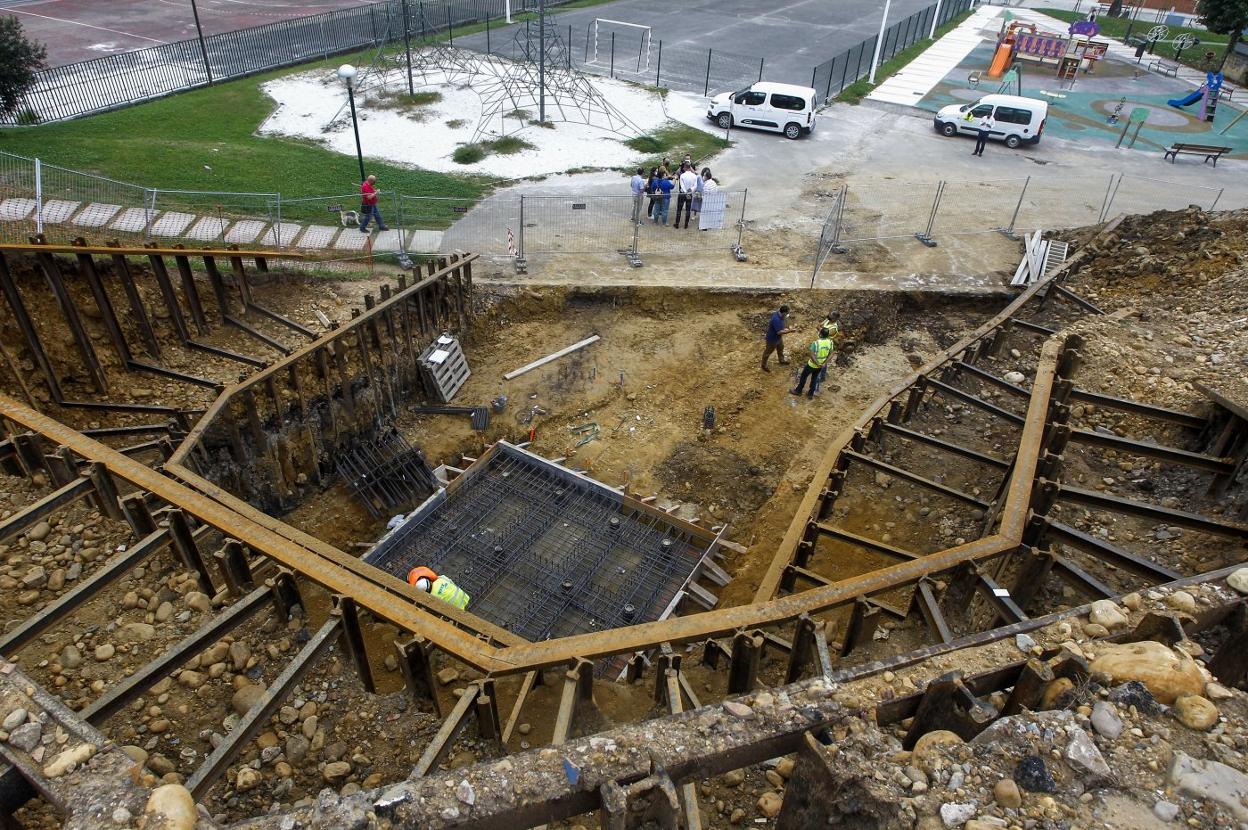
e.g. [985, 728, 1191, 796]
[933, 94, 1048, 148]
[707, 82, 818, 140]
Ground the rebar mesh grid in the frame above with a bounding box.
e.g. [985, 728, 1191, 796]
[335, 429, 439, 519]
[366, 445, 707, 646]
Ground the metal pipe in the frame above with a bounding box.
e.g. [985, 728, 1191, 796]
[868, 0, 893, 85]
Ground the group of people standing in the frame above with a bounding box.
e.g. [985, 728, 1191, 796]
[762, 305, 841, 400]
[630, 155, 718, 229]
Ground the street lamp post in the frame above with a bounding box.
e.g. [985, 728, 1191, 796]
[337, 64, 366, 184]
[868, 0, 894, 86]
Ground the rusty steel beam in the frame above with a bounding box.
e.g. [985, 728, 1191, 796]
[1067, 428, 1234, 474]
[1067, 388, 1207, 429]
[1008, 316, 1057, 336]
[0, 527, 176, 656]
[815, 522, 922, 560]
[413, 682, 480, 777]
[0, 252, 62, 402]
[35, 252, 108, 394]
[1056, 482, 1248, 539]
[186, 615, 340, 799]
[879, 421, 1011, 469]
[924, 377, 1026, 425]
[841, 450, 990, 509]
[82, 585, 272, 725]
[1051, 556, 1115, 599]
[952, 361, 1030, 398]
[0, 477, 93, 547]
[0, 242, 303, 259]
[1044, 519, 1182, 583]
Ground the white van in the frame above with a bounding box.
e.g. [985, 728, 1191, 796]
[933, 94, 1048, 148]
[707, 82, 817, 139]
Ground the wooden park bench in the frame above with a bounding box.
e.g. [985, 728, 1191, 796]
[1148, 58, 1180, 77]
[1163, 143, 1234, 166]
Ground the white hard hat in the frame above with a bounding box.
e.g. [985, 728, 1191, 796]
[415, 577, 432, 592]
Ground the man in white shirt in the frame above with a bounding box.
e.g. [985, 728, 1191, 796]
[675, 163, 700, 229]
[973, 114, 995, 157]
[629, 167, 645, 224]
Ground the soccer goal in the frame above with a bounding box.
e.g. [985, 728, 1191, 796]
[585, 18, 653, 75]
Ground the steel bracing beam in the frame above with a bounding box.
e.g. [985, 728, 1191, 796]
[878, 421, 1012, 469]
[0, 477, 93, 547]
[186, 616, 341, 799]
[1055, 483, 1248, 539]
[815, 522, 923, 560]
[952, 361, 1030, 398]
[1068, 388, 1207, 429]
[1066, 428, 1234, 474]
[841, 450, 990, 509]
[924, 378, 1026, 425]
[1044, 518, 1182, 583]
[82, 585, 273, 724]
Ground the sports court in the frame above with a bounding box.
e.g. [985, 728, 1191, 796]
[456, 0, 937, 89]
[0, 0, 364, 66]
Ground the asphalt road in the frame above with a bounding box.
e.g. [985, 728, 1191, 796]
[0, 0, 366, 66]
[456, 0, 939, 90]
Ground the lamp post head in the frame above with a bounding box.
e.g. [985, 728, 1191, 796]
[337, 64, 358, 85]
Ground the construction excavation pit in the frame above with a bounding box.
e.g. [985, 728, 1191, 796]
[0, 206, 1246, 830]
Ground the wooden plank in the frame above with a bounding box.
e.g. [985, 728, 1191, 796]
[503, 335, 601, 380]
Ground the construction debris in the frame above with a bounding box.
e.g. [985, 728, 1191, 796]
[503, 334, 601, 380]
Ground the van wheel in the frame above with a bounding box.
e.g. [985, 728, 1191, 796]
[940, 122, 958, 137]
[717, 112, 733, 129]
[784, 122, 802, 139]
[1005, 135, 1022, 149]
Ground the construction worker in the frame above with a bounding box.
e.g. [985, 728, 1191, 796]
[407, 566, 470, 610]
[817, 310, 841, 387]
[791, 327, 833, 400]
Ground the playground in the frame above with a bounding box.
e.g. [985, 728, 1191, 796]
[913, 16, 1248, 160]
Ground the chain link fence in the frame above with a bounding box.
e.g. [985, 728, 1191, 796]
[810, 0, 974, 103]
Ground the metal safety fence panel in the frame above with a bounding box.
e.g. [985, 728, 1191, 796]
[518, 194, 637, 255]
[927, 177, 1032, 240]
[1100, 173, 1224, 221]
[1012, 175, 1118, 233]
[0, 152, 153, 245]
[838, 179, 942, 244]
[146, 190, 281, 246]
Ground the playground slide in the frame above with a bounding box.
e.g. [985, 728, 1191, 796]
[1168, 90, 1202, 108]
[987, 43, 1013, 78]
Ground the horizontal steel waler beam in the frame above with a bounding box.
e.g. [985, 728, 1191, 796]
[0, 242, 304, 259]
[1053, 481, 1248, 539]
[1065, 427, 1235, 474]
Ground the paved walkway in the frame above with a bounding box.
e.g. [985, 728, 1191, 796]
[0, 197, 446, 255]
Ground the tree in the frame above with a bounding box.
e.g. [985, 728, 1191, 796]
[1197, 0, 1248, 71]
[0, 16, 46, 118]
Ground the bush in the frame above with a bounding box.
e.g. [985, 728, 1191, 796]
[453, 143, 486, 164]
[489, 136, 535, 155]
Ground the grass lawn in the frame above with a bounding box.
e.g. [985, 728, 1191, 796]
[624, 122, 730, 172]
[838, 11, 975, 104]
[1042, 9, 1227, 71]
[0, 52, 496, 227]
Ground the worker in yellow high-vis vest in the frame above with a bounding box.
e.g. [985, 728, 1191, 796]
[790, 327, 834, 400]
[817, 310, 841, 387]
[407, 567, 470, 610]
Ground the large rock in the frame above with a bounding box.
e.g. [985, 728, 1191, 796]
[1168, 752, 1248, 822]
[1088, 641, 1204, 704]
[1088, 600, 1128, 630]
[231, 684, 265, 716]
[144, 784, 197, 830]
[912, 730, 963, 773]
[1090, 701, 1122, 739]
[1226, 568, 1248, 595]
[118, 622, 156, 642]
[322, 761, 352, 783]
[1064, 726, 1112, 782]
[1174, 695, 1218, 731]
[756, 792, 783, 819]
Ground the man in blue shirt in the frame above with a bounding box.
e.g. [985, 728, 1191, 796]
[629, 167, 645, 225]
[652, 173, 674, 225]
[761, 304, 793, 371]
